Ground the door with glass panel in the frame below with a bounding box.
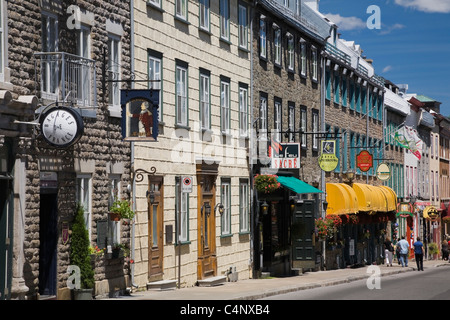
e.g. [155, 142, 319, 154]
[197, 172, 217, 279]
[148, 176, 164, 280]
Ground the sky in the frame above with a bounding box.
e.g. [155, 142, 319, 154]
[319, 0, 450, 116]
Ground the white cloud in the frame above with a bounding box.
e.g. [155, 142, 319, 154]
[379, 23, 406, 35]
[382, 65, 393, 73]
[324, 13, 366, 31]
[395, 0, 450, 13]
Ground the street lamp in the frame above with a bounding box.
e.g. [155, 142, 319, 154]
[261, 201, 269, 216]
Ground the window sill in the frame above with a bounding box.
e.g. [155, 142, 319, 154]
[146, 1, 164, 13]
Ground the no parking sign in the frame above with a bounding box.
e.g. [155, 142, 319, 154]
[182, 176, 193, 193]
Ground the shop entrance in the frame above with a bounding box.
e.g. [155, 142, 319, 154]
[39, 192, 58, 297]
[148, 176, 164, 281]
[196, 163, 218, 280]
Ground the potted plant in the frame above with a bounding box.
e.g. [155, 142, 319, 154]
[254, 174, 280, 194]
[109, 198, 135, 221]
[70, 204, 95, 300]
[428, 242, 439, 260]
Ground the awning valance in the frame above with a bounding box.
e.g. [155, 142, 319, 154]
[326, 183, 398, 216]
[276, 176, 323, 194]
[326, 183, 358, 215]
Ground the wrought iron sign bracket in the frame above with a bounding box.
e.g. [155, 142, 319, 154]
[132, 166, 157, 183]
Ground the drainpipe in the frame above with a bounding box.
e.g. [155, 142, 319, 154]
[320, 53, 326, 269]
[249, 3, 255, 279]
[129, 0, 138, 290]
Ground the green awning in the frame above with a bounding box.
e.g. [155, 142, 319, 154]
[276, 176, 323, 194]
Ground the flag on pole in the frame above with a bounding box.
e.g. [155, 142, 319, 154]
[393, 125, 423, 160]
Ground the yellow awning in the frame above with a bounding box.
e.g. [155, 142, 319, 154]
[379, 186, 397, 212]
[326, 183, 358, 215]
[352, 183, 386, 213]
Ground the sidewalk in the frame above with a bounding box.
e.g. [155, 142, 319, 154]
[103, 259, 450, 300]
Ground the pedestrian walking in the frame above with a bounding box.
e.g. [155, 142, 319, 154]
[384, 237, 394, 266]
[395, 241, 401, 265]
[398, 236, 410, 267]
[442, 239, 449, 261]
[413, 237, 424, 271]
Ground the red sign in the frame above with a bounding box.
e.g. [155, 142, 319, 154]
[356, 150, 373, 172]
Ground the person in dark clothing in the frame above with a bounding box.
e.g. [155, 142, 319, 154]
[413, 237, 424, 271]
[384, 237, 394, 266]
[442, 239, 449, 261]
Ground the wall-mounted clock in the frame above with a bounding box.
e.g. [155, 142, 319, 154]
[39, 106, 84, 148]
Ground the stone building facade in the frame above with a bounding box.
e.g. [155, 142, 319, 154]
[251, 0, 330, 276]
[131, 0, 253, 288]
[2, 0, 133, 300]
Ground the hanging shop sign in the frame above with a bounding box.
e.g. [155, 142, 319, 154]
[271, 142, 300, 169]
[376, 163, 391, 181]
[356, 150, 373, 172]
[423, 206, 439, 221]
[121, 89, 159, 142]
[397, 202, 414, 218]
[318, 140, 339, 172]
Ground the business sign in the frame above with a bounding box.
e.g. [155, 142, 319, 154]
[318, 140, 339, 172]
[271, 142, 300, 169]
[397, 202, 414, 218]
[181, 176, 193, 193]
[376, 163, 391, 181]
[356, 150, 373, 172]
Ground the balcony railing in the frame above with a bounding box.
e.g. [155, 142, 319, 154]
[325, 43, 351, 66]
[34, 52, 97, 109]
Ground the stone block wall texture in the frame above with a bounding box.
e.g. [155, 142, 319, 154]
[8, 0, 132, 298]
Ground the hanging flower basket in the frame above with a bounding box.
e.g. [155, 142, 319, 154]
[315, 218, 328, 240]
[254, 174, 281, 194]
[442, 216, 450, 224]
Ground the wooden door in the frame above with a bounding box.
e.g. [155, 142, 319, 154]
[148, 176, 164, 281]
[197, 173, 217, 279]
[291, 200, 315, 270]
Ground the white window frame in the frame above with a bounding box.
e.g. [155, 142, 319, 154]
[220, 78, 230, 134]
[148, 52, 162, 120]
[176, 63, 188, 126]
[287, 33, 294, 71]
[107, 34, 121, 111]
[0, 0, 6, 82]
[260, 95, 268, 138]
[288, 103, 295, 142]
[274, 26, 281, 66]
[239, 180, 250, 233]
[274, 100, 282, 143]
[300, 107, 307, 148]
[220, 0, 230, 41]
[200, 70, 210, 130]
[76, 174, 93, 242]
[221, 180, 231, 236]
[41, 11, 59, 97]
[199, 0, 210, 31]
[108, 175, 122, 246]
[175, 0, 188, 21]
[259, 16, 267, 59]
[148, 0, 161, 8]
[313, 110, 319, 150]
[311, 46, 318, 82]
[238, 3, 248, 49]
[300, 40, 307, 77]
[77, 25, 91, 107]
[176, 178, 189, 243]
[239, 84, 248, 137]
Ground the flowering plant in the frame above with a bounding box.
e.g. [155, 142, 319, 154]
[348, 214, 359, 224]
[315, 218, 329, 239]
[326, 215, 342, 229]
[443, 216, 450, 224]
[89, 245, 105, 257]
[254, 174, 281, 194]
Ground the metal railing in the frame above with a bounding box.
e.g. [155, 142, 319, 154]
[34, 52, 97, 108]
[325, 43, 351, 66]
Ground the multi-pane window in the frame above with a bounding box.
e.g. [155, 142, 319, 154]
[77, 25, 91, 106]
[176, 177, 189, 243]
[259, 16, 267, 59]
[311, 47, 318, 81]
[176, 61, 188, 126]
[239, 84, 248, 136]
[312, 110, 319, 150]
[42, 11, 58, 95]
[107, 34, 120, 107]
[221, 179, 231, 236]
[287, 34, 294, 71]
[148, 51, 162, 120]
[200, 70, 210, 130]
[300, 40, 307, 77]
[288, 103, 295, 142]
[274, 26, 281, 65]
[220, 77, 230, 133]
[239, 180, 250, 233]
[274, 99, 282, 142]
[108, 175, 121, 245]
[76, 175, 92, 241]
[300, 107, 307, 148]
[220, 0, 230, 41]
[199, 0, 210, 31]
[175, 0, 187, 20]
[238, 3, 248, 49]
[260, 94, 268, 139]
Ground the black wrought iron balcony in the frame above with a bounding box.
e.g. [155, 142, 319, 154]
[34, 52, 97, 109]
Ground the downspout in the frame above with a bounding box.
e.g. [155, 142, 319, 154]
[249, 3, 255, 279]
[320, 52, 326, 270]
[129, 0, 138, 290]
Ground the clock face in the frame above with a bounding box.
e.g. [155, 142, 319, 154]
[40, 107, 84, 148]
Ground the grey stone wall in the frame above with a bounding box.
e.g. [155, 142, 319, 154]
[8, 0, 132, 299]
